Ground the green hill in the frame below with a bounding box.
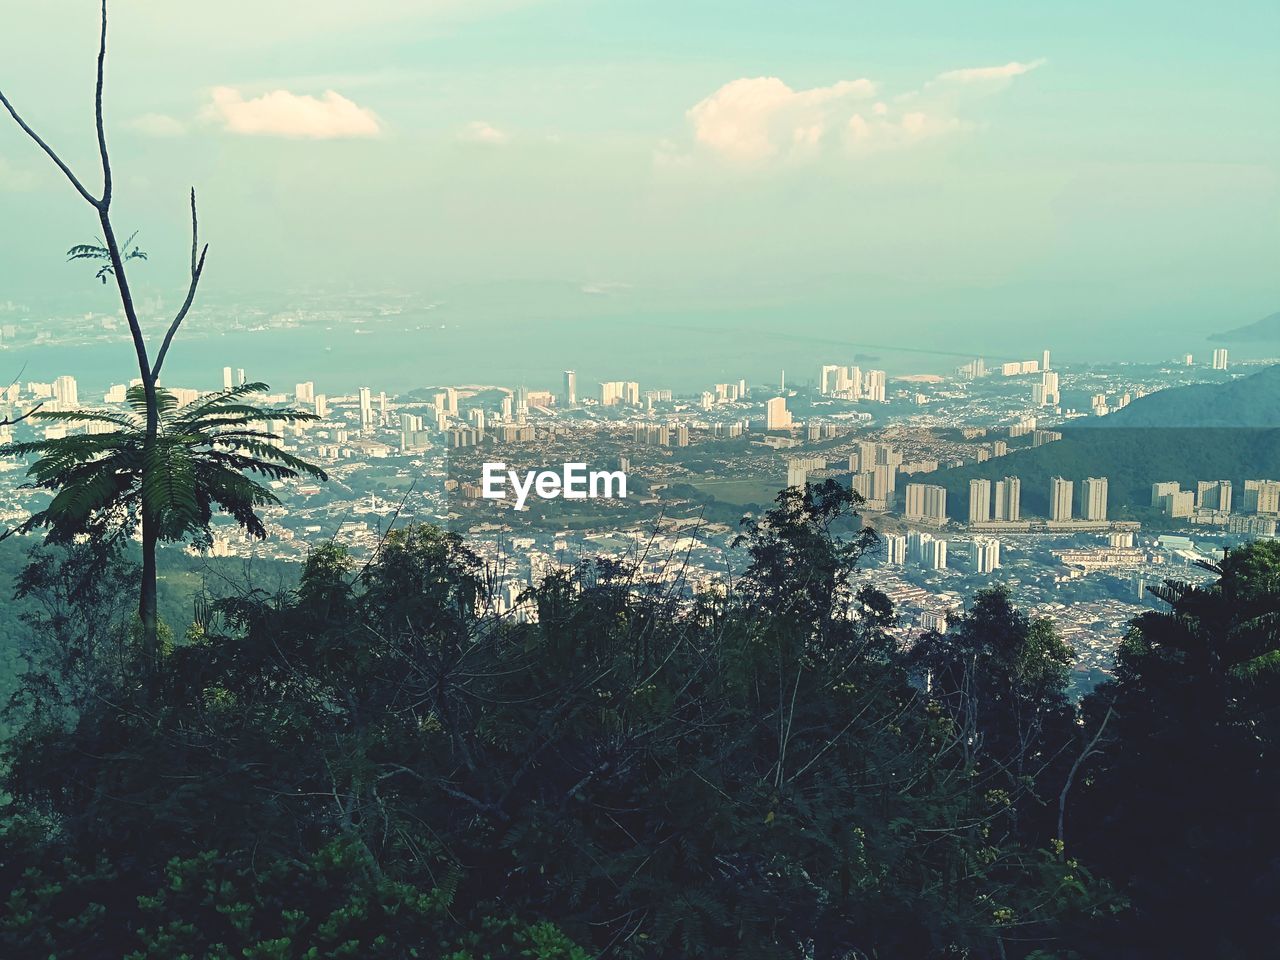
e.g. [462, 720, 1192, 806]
[934, 366, 1280, 517]
[1084, 362, 1280, 429]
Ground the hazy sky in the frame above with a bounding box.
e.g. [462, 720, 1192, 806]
[1, 0, 1277, 350]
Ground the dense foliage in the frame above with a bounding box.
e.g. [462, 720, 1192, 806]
[1, 481, 1276, 957]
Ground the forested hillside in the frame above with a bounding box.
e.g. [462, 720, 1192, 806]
[2, 483, 1276, 958]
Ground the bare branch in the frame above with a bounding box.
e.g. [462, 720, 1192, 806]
[1057, 704, 1114, 847]
[0, 89, 101, 208]
[151, 188, 209, 381]
[95, 0, 112, 207]
[0, 400, 44, 428]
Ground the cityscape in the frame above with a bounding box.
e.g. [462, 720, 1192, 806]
[1, 2, 1276, 955]
[2, 318, 1269, 692]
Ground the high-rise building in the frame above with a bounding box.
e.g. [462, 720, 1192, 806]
[786, 459, 808, 489]
[1212, 348, 1229, 371]
[922, 536, 948, 570]
[1050, 477, 1074, 521]
[968, 478, 992, 524]
[1244, 479, 1280, 515]
[1035, 371, 1060, 407]
[1151, 481, 1180, 507]
[870, 464, 896, 501]
[1082, 477, 1108, 521]
[563, 370, 577, 406]
[358, 386, 374, 432]
[52, 375, 78, 407]
[885, 533, 907, 565]
[598, 380, 639, 407]
[904, 483, 947, 525]
[237, 368, 246, 386]
[1160, 490, 1195, 518]
[971, 537, 1000, 574]
[295, 381, 315, 405]
[222, 366, 234, 391]
[766, 396, 793, 431]
[1042, 349, 1051, 371]
[864, 369, 887, 403]
[1196, 480, 1232, 513]
[994, 477, 1022, 522]
[314, 394, 329, 419]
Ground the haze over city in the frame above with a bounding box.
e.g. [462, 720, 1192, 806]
[1, 0, 1277, 376]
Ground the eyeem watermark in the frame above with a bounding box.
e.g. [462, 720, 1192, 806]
[482, 462, 627, 510]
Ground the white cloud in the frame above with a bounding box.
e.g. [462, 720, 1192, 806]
[935, 59, 1046, 84]
[677, 62, 1041, 166]
[457, 120, 509, 145]
[686, 76, 877, 161]
[206, 87, 382, 139]
[128, 113, 188, 137]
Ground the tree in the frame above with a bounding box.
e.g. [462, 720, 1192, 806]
[910, 587, 1077, 844]
[1070, 542, 1280, 957]
[0, 383, 326, 664]
[0, 0, 212, 654]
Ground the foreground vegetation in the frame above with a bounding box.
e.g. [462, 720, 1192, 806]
[1, 482, 1275, 958]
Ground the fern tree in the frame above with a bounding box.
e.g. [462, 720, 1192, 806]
[1, 0, 212, 656]
[0, 382, 326, 663]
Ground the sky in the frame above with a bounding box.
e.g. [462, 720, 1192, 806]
[0, 0, 1277, 357]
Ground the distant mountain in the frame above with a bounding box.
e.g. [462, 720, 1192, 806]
[1211, 311, 1280, 343]
[932, 366, 1280, 516]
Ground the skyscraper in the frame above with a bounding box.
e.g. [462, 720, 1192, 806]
[865, 370, 887, 403]
[968, 478, 992, 524]
[904, 483, 947, 525]
[563, 370, 577, 406]
[295, 381, 315, 405]
[885, 534, 907, 565]
[222, 366, 233, 391]
[1212, 348, 1229, 370]
[1082, 477, 1108, 521]
[1197, 480, 1232, 512]
[922, 536, 948, 570]
[358, 386, 373, 432]
[765, 396, 792, 431]
[994, 476, 1021, 522]
[1050, 477, 1074, 521]
[52, 375, 77, 407]
[971, 537, 1001, 574]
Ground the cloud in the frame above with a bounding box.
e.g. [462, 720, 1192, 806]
[457, 120, 509, 145]
[676, 62, 1041, 166]
[128, 113, 188, 137]
[207, 87, 382, 139]
[935, 59, 1046, 84]
[686, 77, 877, 161]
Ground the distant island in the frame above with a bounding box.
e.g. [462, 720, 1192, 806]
[1211, 310, 1280, 343]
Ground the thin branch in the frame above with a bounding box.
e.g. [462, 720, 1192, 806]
[1057, 704, 1114, 847]
[95, 0, 112, 206]
[0, 400, 45, 428]
[0, 90, 101, 208]
[151, 188, 209, 381]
